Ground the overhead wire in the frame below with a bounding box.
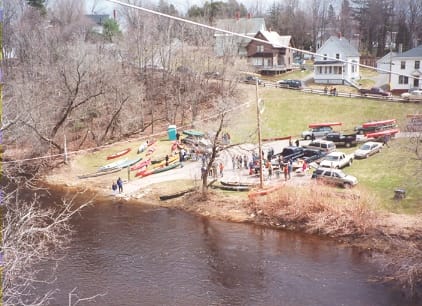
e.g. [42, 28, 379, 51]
[3, 0, 418, 163]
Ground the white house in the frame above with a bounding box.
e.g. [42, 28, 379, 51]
[376, 51, 397, 74]
[390, 45, 422, 93]
[314, 36, 360, 85]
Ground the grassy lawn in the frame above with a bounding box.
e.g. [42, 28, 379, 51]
[229, 86, 422, 213]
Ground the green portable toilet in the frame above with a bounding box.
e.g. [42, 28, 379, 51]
[168, 125, 177, 140]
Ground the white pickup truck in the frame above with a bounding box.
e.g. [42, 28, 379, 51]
[320, 151, 353, 169]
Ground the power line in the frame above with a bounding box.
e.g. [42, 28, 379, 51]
[106, 0, 420, 81]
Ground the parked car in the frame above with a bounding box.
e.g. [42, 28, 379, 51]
[311, 167, 358, 188]
[401, 89, 422, 102]
[276, 146, 304, 163]
[243, 76, 264, 85]
[320, 151, 353, 169]
[353, 141, 382, 159]
[301, 126, 334, 140]
[304, 140, 336, 153]
[359, 87, 391, 97]
[277, 79, 302, 88]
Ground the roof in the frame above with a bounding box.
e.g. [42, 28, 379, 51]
[317, 36, 359, 57]
[85, 14, 110, 25]
[258, 31, 291, 48]
[214, 17, 266, 35]
[396, 45, 422, 58]
[377, 51, 397, 64]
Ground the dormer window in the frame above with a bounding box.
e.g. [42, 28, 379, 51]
[336, 53, 340, 59]
[324, 54, 327, 60]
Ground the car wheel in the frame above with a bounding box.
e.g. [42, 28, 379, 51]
[345, 142, 351, 148]
[344, 183, 352, 189]
[305, 135, 311, 140]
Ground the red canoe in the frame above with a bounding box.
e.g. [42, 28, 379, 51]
[362, 119, 396, 128]
[106, 148, 131, 160]
[130, 159, 151, 171]
[366, 128, 400, 138]
[135, 166, 149, 177]
[308, 122, 342, 128]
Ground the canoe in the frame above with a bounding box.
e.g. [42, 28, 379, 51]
[153, 162, 180, 174]
[159, 187, 198, 201]
[78, 168, 121, 179]
[135, 166, 148, 177]
[137, 142, 148, 154]
[362, 119, 396, 128]
[308, 122, 342, 128]
[183, 130, 204, 137]
[106, 148, 131, 160]
[214, 184, 251, 192]
[146, 146, 156, 156]
[154, 155, 178, 168]
[248, 184, 284, 199]
[220, 181, 257, 188]
[130, 158, 150, 171]
[366, 128, 400, 138]
[119, 156, 143, 169]
[98, 158, 129, 172]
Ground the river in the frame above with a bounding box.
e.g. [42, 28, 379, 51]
[32, 193, 417, 306]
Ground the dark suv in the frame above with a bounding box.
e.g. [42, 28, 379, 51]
[277, 79, 302, 88]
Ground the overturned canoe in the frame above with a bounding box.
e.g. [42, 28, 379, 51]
[213, 184, 250, 192]
[159, 187, 198, 201]
[183, 130, 204, 137]
[99, 158, 129, 172]
[106, 148, 131, 160]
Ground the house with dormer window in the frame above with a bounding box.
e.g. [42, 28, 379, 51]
[390, 45, 422, 94]
[314, 36, 360, 85]
[245, 30, 293, 74]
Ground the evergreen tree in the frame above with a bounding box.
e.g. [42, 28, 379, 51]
[103, 18, 121, 42]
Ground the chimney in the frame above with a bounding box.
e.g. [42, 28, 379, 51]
[399, 43, 403, 53]
[113, 9, 116, 20]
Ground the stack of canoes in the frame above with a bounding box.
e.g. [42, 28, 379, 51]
[130, 158, 151, 171]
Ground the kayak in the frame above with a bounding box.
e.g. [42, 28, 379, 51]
[308, 122, 342, 128]
[106, 148, 131, 160]
[118, 156, 143, 169]
[366, 128, 400, 138]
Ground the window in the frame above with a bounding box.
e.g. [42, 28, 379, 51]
[399, 75, 409, 84]
[324, 54, 327, 60]
[416, 61, 420, 69]
[336, 53, 340, 59]
[329, 67, 332, 74]
[257, 45, 264, 53]
[338, 67, 342, 74]
[401, 61, 406, 69]
[318, 67, 322, 74]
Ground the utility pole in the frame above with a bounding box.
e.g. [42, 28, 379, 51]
[256, 79, 263, 189]
[388, 32, 397, 91]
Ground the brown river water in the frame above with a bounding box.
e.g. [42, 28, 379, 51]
[30, 190, 420, 306]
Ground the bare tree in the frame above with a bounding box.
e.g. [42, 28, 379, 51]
[1, 165, 92, 306]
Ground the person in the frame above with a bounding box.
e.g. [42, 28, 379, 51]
[165, 154, 169, 166]
[201, 166, 207, 180]
[219, 162, 224, 177]
[302, 160, 308, 174]
[117, 177, 123, 193]
[268, 165, 273, 180]
[112, 181, 118, 195]
[289, 139, 293, 146]
[283, 163, 289, 181]
[333, 87, 337, 96]
[311, 133, 315, 141]
[383, 135, 390, 147]
[295, 139, 300, 147]
[324, 86, 328, 94]
[176, 132, 180, 141]
[179, 149, 185, 168]
[288, 160, 293, 179]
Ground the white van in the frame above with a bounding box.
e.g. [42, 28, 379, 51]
[304, 140, 336, 153]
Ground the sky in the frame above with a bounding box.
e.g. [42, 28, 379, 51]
[86, 0, 268, 15]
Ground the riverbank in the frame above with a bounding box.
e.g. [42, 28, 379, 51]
[44, 153, 422, 297]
